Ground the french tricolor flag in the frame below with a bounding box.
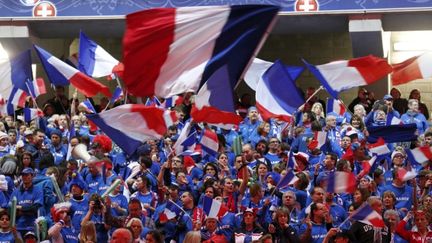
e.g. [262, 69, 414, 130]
[26, 78, 47, 99]
[123, 5, 279, 98]
[86, 104, 177, 155]
[304, 55, 392, 98]
[173, 121, 198, 156]
[34, 45, 112, 98]
[397, 167, 417, 182]
[203, 196, 228, 219]
[327, 171, 357, 193]
[308, 131, 327, 151]
[277, 168, 298, 189]
[256, 60, 304, 122]
[392, 52, 432, 85]
[110, 86, 123, 104]
[6, 87, 27, 115]
[362, 155, 378, 174]
[159, 200, 182, 223]
[191, 66, 242, 128]
[161, 95, 183, 109]
[79, 31, 124, 79]
[326, 98, 346, 116]
[406, 146, 432, 166]
[0, 50, 33, 99]
[23, 108, 43, 123]
[367, 137, 391, 156]
[79, 99, 97, 114]
[351, 203, 385, 228]
[200, 129, 219, 156]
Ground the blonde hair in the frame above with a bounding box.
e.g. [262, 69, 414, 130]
[126, 217, 143, 228]
[312, 102, 325, 118]
[79, 221, 97, 243]
[184, 231, 201, 243]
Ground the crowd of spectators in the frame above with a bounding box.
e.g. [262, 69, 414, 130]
[0, 85, 431, 243]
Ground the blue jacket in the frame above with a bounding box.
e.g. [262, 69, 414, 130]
[401, 111, 429, 134]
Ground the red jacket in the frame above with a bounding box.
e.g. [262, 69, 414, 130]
[396, 220, 432, 243]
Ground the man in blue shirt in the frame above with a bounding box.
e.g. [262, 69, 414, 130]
[10, 168, 43, 235]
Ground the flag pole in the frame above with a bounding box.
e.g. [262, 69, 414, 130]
[297, 85, 324, 112]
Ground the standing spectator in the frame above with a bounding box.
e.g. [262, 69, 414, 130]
[391, 87, 408, 115]
[81, 194, 109, 243]
[396, 210, 432, 242]
[79, 221, 97, 243]
[48, 201, 79, 243]
[0, 211, 23, 243]
[267, 207, 299, 242]
[11, 168, 43, 235]
[409, 88, 429, 120]
[401, 99, 429, 135]
[348, 88, 374, 113]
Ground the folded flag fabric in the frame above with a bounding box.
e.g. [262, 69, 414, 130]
[123, 5, 279, 98]
[391, 52, 432, 85]
[367, 137, 390, 156]
[144, 96, 162, 107]
[23, 108, 43, 123]
[406, 146, 432, 167]
[326, 98, 346, 116]
[159, 200, 182, 222]
[276, 168, 298, 189]
[200, 129, 219, 157]
[397, 167, 417, 182]
[86, 104, 177, 155]
[191, 66, 242, 128]
[244, 58, 304, 91]
[79, 31, 124, 79]
[256, 60, 304, 122]
[34, 45, 112, 98]
[351, 203, 385, 228]
[304, 55, 392, 98]
[203, 196, 228, 219]
[26, 78, 47, 99]
[367, 124, 417, 143]
[326, 171, 357, 193]
[0, 50, 33, 99]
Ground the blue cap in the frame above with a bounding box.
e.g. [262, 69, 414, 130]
[21, 167, 34, 175]
[383, 94, 393, 101]
[248, 106, 257, 113]
[50, 129, 62, 138]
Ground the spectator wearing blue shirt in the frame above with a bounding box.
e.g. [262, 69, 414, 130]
[11, 168, 43, 235]
[47, 129, 67, 166]
[0, 211, 23, 243]
[298, 202, 332, 243]
[401, 99, 429, 135]
[239, 106, 262, 145]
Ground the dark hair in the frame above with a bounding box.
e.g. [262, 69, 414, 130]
[203, 163, 219, 179]
[139, 155, 152, 169]
[146, 230, 164, 243]
[129, 198, 142, 208]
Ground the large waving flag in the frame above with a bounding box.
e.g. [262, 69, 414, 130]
[26, 78, 47, 99]
[161, 95, 183, 109]
[397, 167, 417, 182]
[391, 52, 432, 85]
[34, 45, 112, 97]
[351, 204, 385, 228]
[86, 104, 177, 155]
[191, 66, 242, 128]
[244, 58, 305, 91]
[0, 50, 33, 99]
[304, 55, 392, 98]
[123, 5, 279, 98]
[256, 60, 304, 122]
[79, 31, 124, 79]
[326, 171, 357, 193]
